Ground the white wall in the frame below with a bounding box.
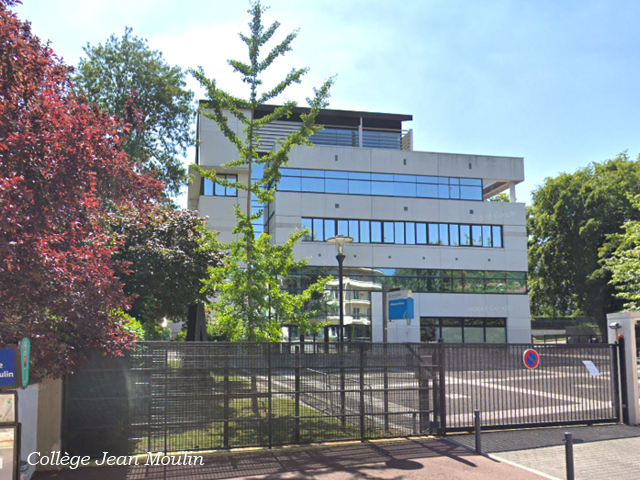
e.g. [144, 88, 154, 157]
[18, 384, 39, 480]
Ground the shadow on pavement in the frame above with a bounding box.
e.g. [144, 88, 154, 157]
[33, 438, 478, 480]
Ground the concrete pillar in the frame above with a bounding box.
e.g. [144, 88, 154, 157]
[18, 384, 39, 479]
[36, 378, 63, 470]
[509, 182, 517, 202]
[607, 312, 640, 425]
[358, 117, 363, 148]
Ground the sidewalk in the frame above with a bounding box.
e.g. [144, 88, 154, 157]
[451, 424, 640, 480]
[33, 437, 545, 480]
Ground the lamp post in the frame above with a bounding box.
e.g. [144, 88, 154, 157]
[327, 235, 353, 343]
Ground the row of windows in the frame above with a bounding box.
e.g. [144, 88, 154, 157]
[420, 318, 507, 343]
[201, 175, 238, 197]
[284, 268, 528, 295]
[301, 217, 503, 248]
[278, 168, 484, 201]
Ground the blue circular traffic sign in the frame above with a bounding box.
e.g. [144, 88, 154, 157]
[523, 349, 540, 369]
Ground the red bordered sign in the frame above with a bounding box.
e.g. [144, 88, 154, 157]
[523, 349, 540, 369]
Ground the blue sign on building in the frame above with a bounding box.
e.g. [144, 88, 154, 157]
[0, 348, 18, 387]
[388, 298, 415, 321]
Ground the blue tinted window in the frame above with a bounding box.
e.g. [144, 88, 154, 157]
[439, 224, 449, 246]
[472, 225, 482, 246]
[371, 221, 382, 242]
[325, 219, 336, 239]
[349, 180, 371, 195]
[302, 177, 324, 192]
[214, 181, 225, 196]
[372, 173, 393, 181]
[394, 174, 416, 182]
[384, 222, 395, 243]
[279, 176, 301, 191]
[449, 224, 459, 246]
[417, 184, 438, 198]
[428, 224, 440, 245]
[438, 185, 449, 199]
[338, 220, 349, 236]
[460, 225, 471, 246]
[417, 176, 438, 184]
[449, 178, 460, 185]
[483, 225, 492, 247]
[492, 226, 502, 248]
[281, 168, 300, 176]
[326, 179, 348, 194]
[360, 221, 371, 243]
[416, 223, 427, 244]
[313, 218, 324, 241]
[349, 171, 371, 180]
[300, 169, 324, 177]
[449, 185, 460, 199]
[395, 182, 416, 197]
[406, 222, 416, 244]
[371, 181, 394, 196]
[349, 220, 360, 242]
[460, 178, 482, 186]
[461, 186, 482, 200]
[202, 178, 214, 195]
[301, 218, 312, 241]
[395, 222, 405, 244]
[325, 170, 348, 179]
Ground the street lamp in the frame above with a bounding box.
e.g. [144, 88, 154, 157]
[327, 235, 353, 343]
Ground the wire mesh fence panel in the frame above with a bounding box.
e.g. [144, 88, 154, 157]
[443, 343, 619, 432]
[63, 342, 618, 456]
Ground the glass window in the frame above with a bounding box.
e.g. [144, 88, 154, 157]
[449, 185, 460, 199]
[507, 272, 527, 293]
[349, 180, 371, 195]
[486, 327, 506, 343]
[348, 171, 371, 180]
[383, 221, 395, 243]
[326, 179, 348, 194]
[406, 222, 416, 245]
[417, 183, 438, 198]
[438, 184, 449, 199]
[302, 177, 324, 192]
[442, 318, 463, 343]
[461, 186, 482, 201]
[472, 225, 483, 246]
[300, 169, 324, 177]
[460, 225, 471, 246]
[371, 181, 394, 196]
[349, 220, 360, 242]
[416, 223, 427, 244]
[313, 218, 324, 241]
[337, 220, 349, 236]
[395, 222, 405, 244]
[460, 178, 482, 186]
[360, 221, 371, 243]
[428, 224, 440, 245]
[449, 224, 459, 246]
[325, 170, 348, 178]
[395, 174, 416, 183]
[394, 182, 416, 197]
[417, 176, 438, 184]
[482, 225, 492, 247]
[324, 219, 336, 239]
[214, 181, 226, 196]
[202, 178, 214, 195]
[439, 224, 449, 246]
[371, 221, 382, 242]
[492, 226, 502, 248]
[464, 327, 485, 343]
[301, 218, 312, 241]
[279, 175, 301, 191]
[372, 173, 393, 181]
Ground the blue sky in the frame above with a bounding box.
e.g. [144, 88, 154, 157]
[14, 0, 640, 207]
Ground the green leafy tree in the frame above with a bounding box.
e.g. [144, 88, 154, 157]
[602, 194, 640, 311]
[528, 153, 640, 333]
[111, 205, 224, 333]
[190, 1, 334, 341]
[75, 27, 195, 198]
[489, 192, 510, 202]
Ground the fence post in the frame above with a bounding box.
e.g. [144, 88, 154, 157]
[359, 343, 366, 441]
[474, 409, 482, 454]
[383, 343, 390, 434]
[163, 348, 168, 455]
[294, 347, 301, 444]
[565, 432, 575, 480]
[418, 345, 430, 434]
[618, 336, 629, 424]
[611, 344, 621, 423]
[267, 343, 272, 449]
[340, 343, 346, 428]
[437, 341, 447, 436]
[223, 357, 230, 449]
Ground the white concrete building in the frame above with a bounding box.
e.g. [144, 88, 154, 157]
[189, 104, 531, 344]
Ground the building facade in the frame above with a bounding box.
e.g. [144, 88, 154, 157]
[189, 104, 531, 344]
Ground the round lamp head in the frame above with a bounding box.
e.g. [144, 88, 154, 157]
[327, 234, 354, 255]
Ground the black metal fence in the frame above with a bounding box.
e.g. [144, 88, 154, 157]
[63, 342, 620, 457]
[64, 342, 442, 457]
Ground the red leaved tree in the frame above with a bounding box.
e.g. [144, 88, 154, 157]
[0, 1, 163, 378]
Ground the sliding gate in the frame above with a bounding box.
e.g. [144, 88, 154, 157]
[63, 342, 620, 457]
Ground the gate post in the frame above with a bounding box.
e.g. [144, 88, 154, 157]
[607, 312, 640, 425]
[437, 341, 447, 436]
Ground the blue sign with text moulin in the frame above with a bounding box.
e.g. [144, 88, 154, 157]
[388, 298, 415, 321]
[0, 348, 18, 387]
